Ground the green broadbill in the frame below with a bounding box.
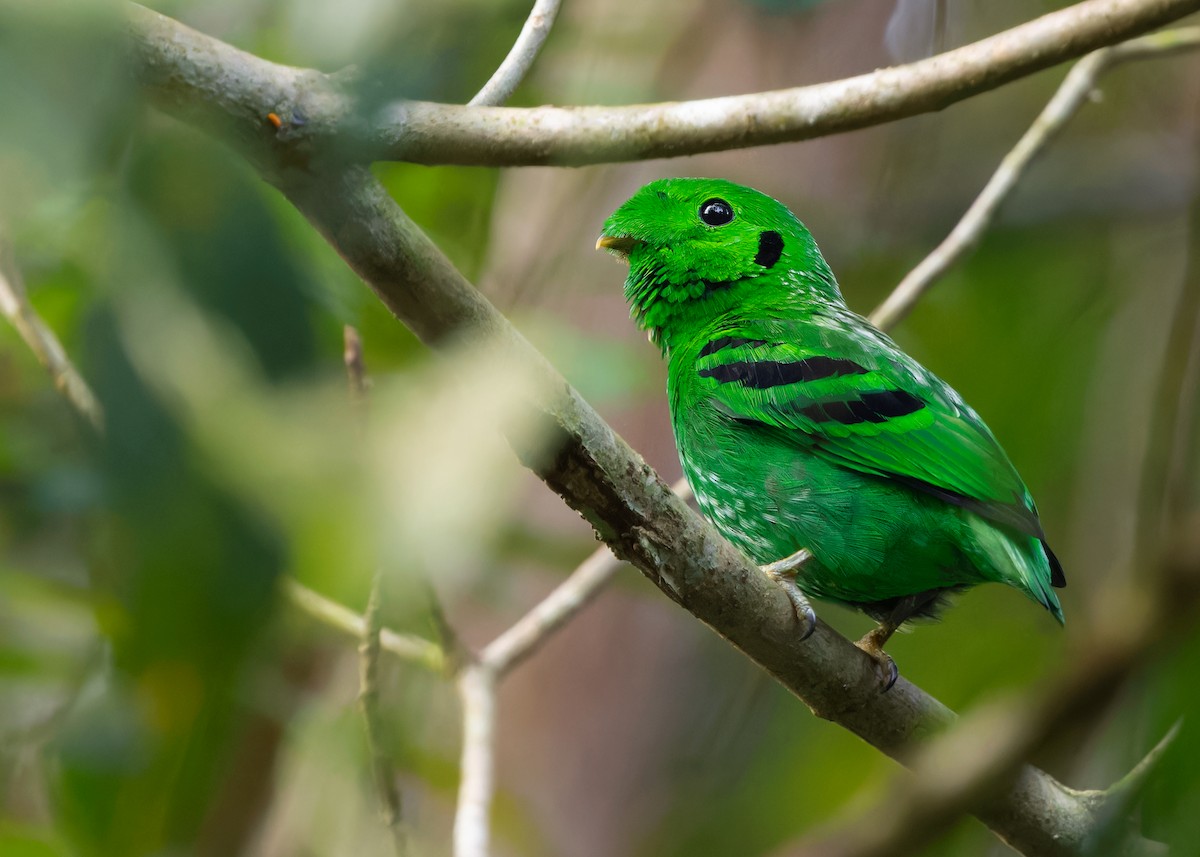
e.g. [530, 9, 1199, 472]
[598, 178, 1064, 688]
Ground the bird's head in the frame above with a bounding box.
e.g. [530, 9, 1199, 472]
[597, 177, 841, 350]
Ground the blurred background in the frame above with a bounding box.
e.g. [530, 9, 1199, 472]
[1, 0, 1199, 855]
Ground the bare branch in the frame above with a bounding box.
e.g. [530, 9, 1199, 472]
[444, 473, 687, 850]
[468, 0, 563, 107]
[421, 578, 470, 676]
[358, 573, 409, 856]
[446, 546, 620, 854]
[1083, 719, 1184, 825]
[454, 666, 497, 857]
[483, 544, 621, 676]
[870, 27, 1200, 331]
[282, 578, 445, 671]
[0, 241, 103, 431]
[125, 0, 1200, 168]
[481, 477, 689, 675]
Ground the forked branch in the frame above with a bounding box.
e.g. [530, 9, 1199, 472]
[126, 0, 1200, 168]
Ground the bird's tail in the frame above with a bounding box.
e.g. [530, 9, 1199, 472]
[970, 517, 1064, 624]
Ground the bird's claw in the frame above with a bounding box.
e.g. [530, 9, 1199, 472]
[779, 590, 817, 641]
[855, 628, 899, 692]
[761, 550, 817, 640]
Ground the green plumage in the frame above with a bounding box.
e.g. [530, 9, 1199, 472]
[599, 178, 1064, 631]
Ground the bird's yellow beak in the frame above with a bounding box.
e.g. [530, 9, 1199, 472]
[595, 235, 641, 255]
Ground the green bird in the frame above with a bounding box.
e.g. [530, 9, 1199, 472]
[597, 178, 1064, 689]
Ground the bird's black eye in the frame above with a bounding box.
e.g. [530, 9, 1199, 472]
[699, 198, 734, 226]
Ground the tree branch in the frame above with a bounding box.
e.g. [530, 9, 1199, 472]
[125, 0, 1200, 168]
[870, 26, 1200, 330]
[454, 665, 497, 857]
[443, 474, 686, 853]
[467, 0, 563, 107]
[282, 579, 445, 671]
[118, 5, 1200, 853]
[0, 240, 104, 431]
[358, 573, 409, 856]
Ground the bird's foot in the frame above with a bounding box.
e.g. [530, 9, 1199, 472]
[760, 549, 816, 640]
[854, 626, 899, 692]
[760, 547, 813, 578]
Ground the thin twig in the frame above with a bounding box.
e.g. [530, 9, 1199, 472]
[1089, 719, 1184, 820]
[447, 547, 618, 856]
[454, 665, 496, 857]
[358, 572, 408, 855]
[467, 0, 563, 107]
[342, 328, 408, 853]
[482, 544, 621, 675]
[870, 26, 1200, 331]
[282, 578, 444, 671]
[450, 474, 688, 851]
[424, 578, 469, 675]
[481, 476, 689, 675]
[0, 241, 103, 431]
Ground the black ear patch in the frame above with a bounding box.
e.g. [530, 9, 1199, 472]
[755, 231, 783, 268]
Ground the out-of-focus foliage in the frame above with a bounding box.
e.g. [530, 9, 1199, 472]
[0, 1, 1198, 856]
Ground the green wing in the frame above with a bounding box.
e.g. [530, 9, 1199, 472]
[693, 315, 1060, 579]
